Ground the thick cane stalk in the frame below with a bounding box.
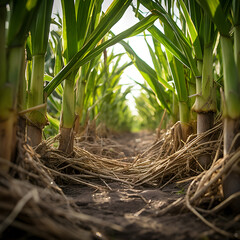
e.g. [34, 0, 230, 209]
[0, 0, 39, 171]
[194, 43, 216, 168]
[27, 0, 53, 146]
[27, 55, 47, 146]
[221, 35, 240, 211]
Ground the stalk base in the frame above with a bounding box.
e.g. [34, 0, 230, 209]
[224, 118, 240, 155]
[74, 115, 80, 133]
[197, 112, 214, 169]
[180, 122, 193, 142]
[223, 117, 240, 212]
[18, 116, 26, 140]
[59, 127, 74, 154]
[0, 117, 14, 172]
[223, 164, 240, 212]
[27, 125, 42, 147]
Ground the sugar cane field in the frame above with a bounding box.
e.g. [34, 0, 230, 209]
[1, 0, 240, 239]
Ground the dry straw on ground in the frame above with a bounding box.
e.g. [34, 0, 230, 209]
[0, 137, 121, 240]
[1, 119, 240, 239]
[38, 121, 222, 189]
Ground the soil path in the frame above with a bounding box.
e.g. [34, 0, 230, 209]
[63, 131, 224, 240]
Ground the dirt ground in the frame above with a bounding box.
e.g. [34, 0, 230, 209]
[1, 130, 238, 240]
[60, 131, 230, 240]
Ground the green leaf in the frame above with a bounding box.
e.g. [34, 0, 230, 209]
[44, 74, 53, 82]
[178, 0, 202, 60]
[47, 113, 60, 129]
[44, 13, 158, 96]
[134, 10, 190, 68]
[31, 0, 53, 55]
[51, 31, 63, 76]
[48, 94, 61, 113]
[166, 49, 188, 102]
[152, 9, 199, 76]
[196, 0, 231, 36]
[120, 40, 171, 113]
[7, 0, 40, 46]
[61, 0, 78, 62]
[133, 80, 155, 96]
[152, 38, 169, 77]
[81, 0, 132, 56]
[138, 0, 191, 48]
[138, 1, 200, 76]
[144, 34, 174, 91]
[75, 0, 96, 49]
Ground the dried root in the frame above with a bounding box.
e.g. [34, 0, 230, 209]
[0, 136, 122, 240]
[2, 118, 239, 239]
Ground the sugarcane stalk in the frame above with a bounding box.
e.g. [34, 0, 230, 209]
[221, 36, 240, 123]
[0, 4, 10, 171]
[59, 72, 76, 152]
[171, 92, 178, 125]
[27, 0, 53, 146]
[179, 100, 191, 141]
[0, 4, 6, 87]
[195, 0, 240, 212]
[188, 74, 197, 133]
[0, 0, 40, 171]
[75, 74, 86, 133]
[17, 46, 27, 138]
[166, 47, 192, 141]
[58, 0, 78, 153]
[27, 55, 47, 146]
[234, 25, 240, 83]
[194, 43, 216, 168]
[221, 30, 240, 211]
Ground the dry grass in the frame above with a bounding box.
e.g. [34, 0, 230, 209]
[38, 121, 222, 189]
[0, 136, 122, 240]
[1, 119, 240, 239]
[185, 147, 240, 239]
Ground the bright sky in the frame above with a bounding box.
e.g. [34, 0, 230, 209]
[53, 0, 155, 115]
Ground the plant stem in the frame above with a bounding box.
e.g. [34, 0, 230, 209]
[27, 55, 47, 146]
[221, 33, 240, 212]
[59, 72, 76, 153]
[234, 25, 240, 78]
[179, 101, 191, 141]
[8, 46, 24, 108]
[17, 46, 27, 138]
[75, 76, 86, 133]
[61, 74, 76, 129]
[179, 101, 190, 124]
[193, 44, 216, 113]
[0, 5, 6, 87]
[0, 114, 15, 171]
[221, 36, 240, 119]
[171, 93, 178, 124]
[192, 43, 216, 169]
